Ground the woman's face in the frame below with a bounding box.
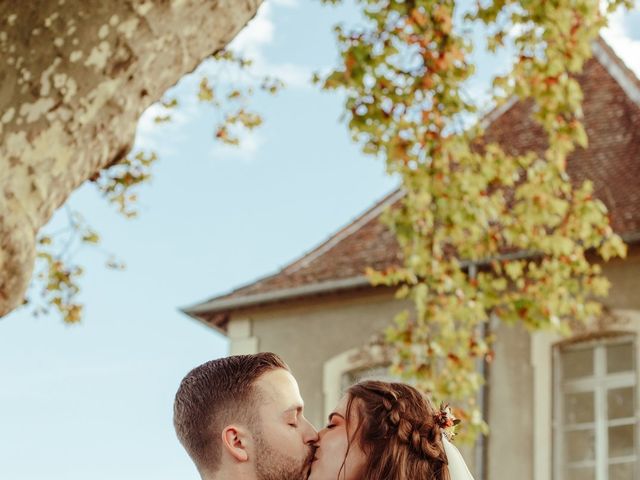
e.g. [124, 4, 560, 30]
[307, 394, 367, 480]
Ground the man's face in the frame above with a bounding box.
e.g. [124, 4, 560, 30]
[252, 368, 318, 480]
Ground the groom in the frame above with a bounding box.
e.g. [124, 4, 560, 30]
[173, 352, 318, 480]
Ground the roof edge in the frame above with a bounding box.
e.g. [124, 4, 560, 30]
[180, 307, 229, 336]
[283, 189, 405, 276]
[479, 37, 640, 130]
[188, 189, 404, 310]
[181, 275, 371, 316]
[183, 232, 640, 319]
[592, 37, 640, 107]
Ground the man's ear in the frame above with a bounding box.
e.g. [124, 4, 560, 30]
[221, 425, 251, 462]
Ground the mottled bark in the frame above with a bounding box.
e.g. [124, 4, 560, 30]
[0, 0, 262, 317]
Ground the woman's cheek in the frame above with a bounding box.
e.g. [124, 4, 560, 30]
[321, 431, 348, 478]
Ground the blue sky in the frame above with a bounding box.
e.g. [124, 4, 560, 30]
[1, 1, 638, 478]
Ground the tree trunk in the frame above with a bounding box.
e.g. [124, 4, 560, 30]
[0, 0, 262, 317]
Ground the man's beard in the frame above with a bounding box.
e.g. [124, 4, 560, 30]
[254, 433, 315, 480]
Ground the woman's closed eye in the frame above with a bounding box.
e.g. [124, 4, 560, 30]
[326, 413, 344, 430]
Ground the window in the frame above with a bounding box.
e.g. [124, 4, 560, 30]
[341, 364, 396, 392]
[323, 346, 391, 421]
[554, 336, 638, 480]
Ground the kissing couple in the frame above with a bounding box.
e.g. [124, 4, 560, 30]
[174, 352, 475, 480]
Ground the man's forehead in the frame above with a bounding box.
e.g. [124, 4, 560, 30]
[255, 368, 303, 406]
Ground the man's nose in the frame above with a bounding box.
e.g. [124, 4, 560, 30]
[302, 417, 319, 444]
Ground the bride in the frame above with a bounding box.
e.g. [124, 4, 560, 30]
[307, 380, 475, 480]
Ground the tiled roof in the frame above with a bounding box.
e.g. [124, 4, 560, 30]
[185, 38, 640, 325]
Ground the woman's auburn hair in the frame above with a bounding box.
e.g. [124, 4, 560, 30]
[344, 380, 451, 480]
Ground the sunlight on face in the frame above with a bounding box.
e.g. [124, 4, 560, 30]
[307, 394, 366, 480]
[253, 369, 319, 480]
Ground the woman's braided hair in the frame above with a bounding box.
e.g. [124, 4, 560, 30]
[343, 380, 451, 480]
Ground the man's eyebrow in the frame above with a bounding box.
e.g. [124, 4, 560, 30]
[284, 404, 304, 414]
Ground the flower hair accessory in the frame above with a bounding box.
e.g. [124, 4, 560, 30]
[434, 403, 461, 440]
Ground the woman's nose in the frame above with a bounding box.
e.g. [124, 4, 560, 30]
[312, 427, 328, 448]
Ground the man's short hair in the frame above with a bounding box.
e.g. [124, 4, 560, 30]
[173, 352, 289, 473]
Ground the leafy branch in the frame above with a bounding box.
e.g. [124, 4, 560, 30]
[321, 0, 630, 440]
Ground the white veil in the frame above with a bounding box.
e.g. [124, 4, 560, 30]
[442, 436, 475, 480]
